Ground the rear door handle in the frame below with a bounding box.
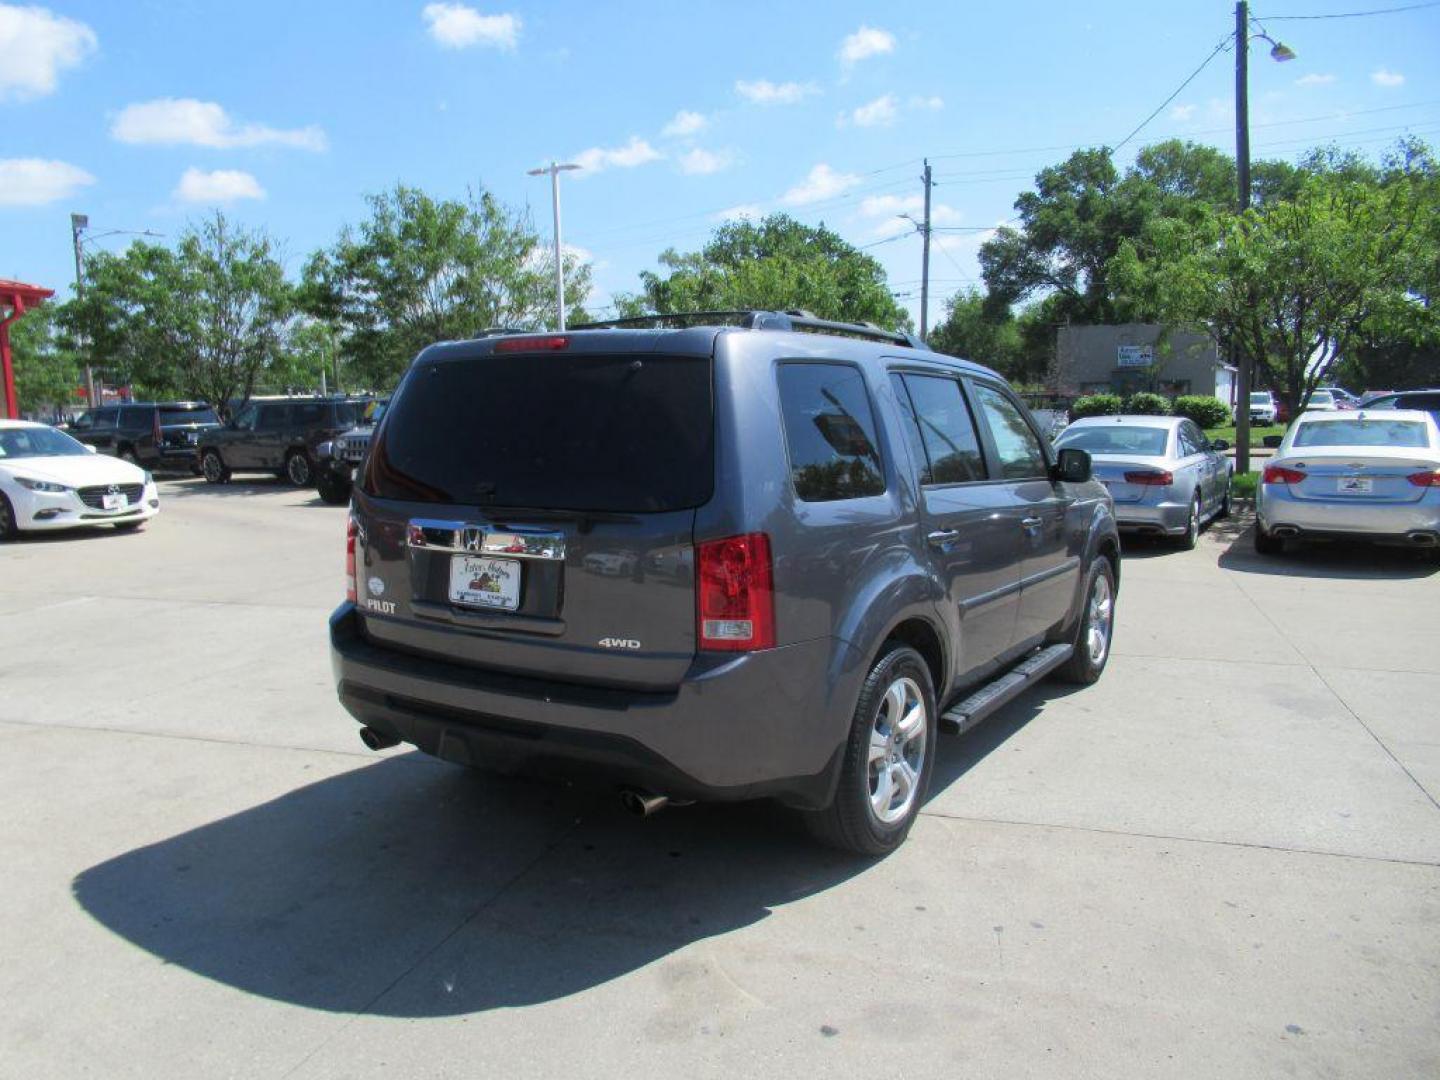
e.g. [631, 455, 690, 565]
[927, 529, 961, 547]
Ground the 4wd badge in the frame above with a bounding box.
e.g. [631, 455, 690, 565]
[598, 638, 642, 650]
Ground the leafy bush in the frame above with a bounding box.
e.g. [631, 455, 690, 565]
[1122, 391, 1171, 415]
[1071, 394, 1123, 419]
[1172, 395, 1230, 428]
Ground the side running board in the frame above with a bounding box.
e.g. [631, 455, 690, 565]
[939, 643, 1074, 736]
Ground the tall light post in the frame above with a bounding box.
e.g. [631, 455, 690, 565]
[1233, 1, 1295, 476]
[526, 162, 581, 331]
[70, 215, 164, 407]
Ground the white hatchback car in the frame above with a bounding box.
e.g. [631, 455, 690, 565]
[0, 420, 160, 540]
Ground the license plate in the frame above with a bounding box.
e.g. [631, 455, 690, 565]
[448, 555, 521, 611]
[1337, 476, 1372, 494]
[101, 492, 127, 510]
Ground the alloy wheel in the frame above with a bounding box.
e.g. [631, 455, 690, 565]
[1086, 572, 1114, 666]
[867, 676, 927, 825]
[287, 453, 312, 485]
[202, 453, 223, 483]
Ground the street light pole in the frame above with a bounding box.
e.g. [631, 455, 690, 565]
[920, 159, 933, 343]
[527, 162, 581, 331]
[1234, 1, 1252, 477]
[70, 213, 95, 408]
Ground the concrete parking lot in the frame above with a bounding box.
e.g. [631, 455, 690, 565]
[2, 480, 1437, 1079]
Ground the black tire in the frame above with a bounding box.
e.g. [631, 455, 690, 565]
[1217, 475, 1232, 519]
[1173, 493, 1201, 550]
[316, 468, 352, 506]
[1056, 556, 1116, 685]
[201, 450, 230, 484]
[113, 521, 145, 532]
[804, 643, 937, 856]
[1254, 523, 1284, 555]
[0, 491, 18, 541]
[285, 450, 314, 487]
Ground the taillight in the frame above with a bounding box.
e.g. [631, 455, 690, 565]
[1407, 469, 1440, 487]
[1263, 465, 1307, 485]
[697, 532, 774, 652]
[345, 515, 357, 602]
[494, 335, 570, 353]
[1123, 470, 1173, 486]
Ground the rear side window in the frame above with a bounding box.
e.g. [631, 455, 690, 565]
[777, 362, 885, 502]
[120, 406, 150, 427]
[291, 402, 328, 427]
[256, 403, 289, 429]
[892, 373, 985, 484]
[971, 383, 1048, 479]
[367, 353, 713, 513]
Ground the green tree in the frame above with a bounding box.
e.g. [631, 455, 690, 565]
[1113, 142, 1437, 414]
[301, 184, 588, 389]
[617, 214, 909, 329]
[60, 212, 294, 411]
[929, 288, 1022, 371]
[9, 302, 79, 416]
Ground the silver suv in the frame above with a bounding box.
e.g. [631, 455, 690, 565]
[329, 312, 1120, 854]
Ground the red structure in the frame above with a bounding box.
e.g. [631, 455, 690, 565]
[0, 279, 55, 419]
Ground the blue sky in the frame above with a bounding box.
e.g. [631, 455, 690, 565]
[3, 0, 1438, 328]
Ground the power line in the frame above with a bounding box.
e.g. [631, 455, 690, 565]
[1113, 34, 1235, 153]
[1259, 1, 1440, 19]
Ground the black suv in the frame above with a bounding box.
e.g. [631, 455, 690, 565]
[69, 401, 220, 472]
[198, 396, 372, 486]
[329, 312, 1119, 854]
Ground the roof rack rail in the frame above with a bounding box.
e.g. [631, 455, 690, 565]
[472, 326, 533, 339]
[571, 309, 927, 350]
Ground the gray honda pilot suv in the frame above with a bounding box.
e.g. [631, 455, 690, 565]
[330, 311, 1119, 854]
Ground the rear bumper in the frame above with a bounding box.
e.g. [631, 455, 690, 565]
[1115, 498, 1191, 536]
[1258, 486, 1440, 543]
[328, 605, 860, 809]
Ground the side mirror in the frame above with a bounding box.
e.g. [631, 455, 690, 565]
[1052, 447, 1092, 483]
[84, 444, 98, 454]
[1210, 439, 1230, 451]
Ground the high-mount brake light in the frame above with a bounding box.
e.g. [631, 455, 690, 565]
[1123, 470, 1174, 486]
[345, 515, 358, 602]
[697, 533, 775, 652]
[494, 335, 570, 353]
[1263, 465, 1307, 485]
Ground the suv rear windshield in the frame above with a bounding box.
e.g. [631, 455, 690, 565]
[160, 407, 218, 425]
[365, 353, 713, 512]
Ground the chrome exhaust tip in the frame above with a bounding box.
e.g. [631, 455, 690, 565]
[1272, 526, 1299, 538]
[618, 787, 669, 817]
[359, 726, 401, 752]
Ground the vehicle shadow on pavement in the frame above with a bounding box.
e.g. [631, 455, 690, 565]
[71, 756, 870, 1018]
[927, 686, 1079, 795]
[1219, 521, 1439, 580]
[160, 478, 335, 506]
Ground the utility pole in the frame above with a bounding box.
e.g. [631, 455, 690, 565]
[920, 160, 933, 343]
[70, 213, 95, 408]
[1234, 1, 1252, 477]
[526, 161, 582, 331]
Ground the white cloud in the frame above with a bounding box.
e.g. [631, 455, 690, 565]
[662, 110, 707, 138]
[1371, 67, 1404, 87]
[838, 25, 895, 64]
[173, 167, 265, 204]
[111, 99, 327, 151]
[714, 204, 762, 222]
[909, 95, 944, 111]
[859, 193, 962, 233]
[735, 79, 819, 106]
[1295, 73, 1336, 87]
[0, 158, 94, 206]
[571, 136, 663, 174]
[782, 163, 860, 206]
[0, 3, 97, 102]
[1170, 103, 1197, 121]
[678, 147, 733, 175]
[849, 94, 898, 128]
[422, 3, 520, 49]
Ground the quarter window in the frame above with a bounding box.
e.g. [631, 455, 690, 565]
[777, 363, 885, 502]
[971, 383, 1047, 479]
[893, 373, 985, 485]
[256, 403, 288, 430]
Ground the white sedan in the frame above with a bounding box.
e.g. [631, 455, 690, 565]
[0, 420, 160, 540]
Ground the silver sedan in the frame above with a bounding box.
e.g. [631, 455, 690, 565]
[1255, 409, 1440, 555]
[1055, 415, 1233, 549]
